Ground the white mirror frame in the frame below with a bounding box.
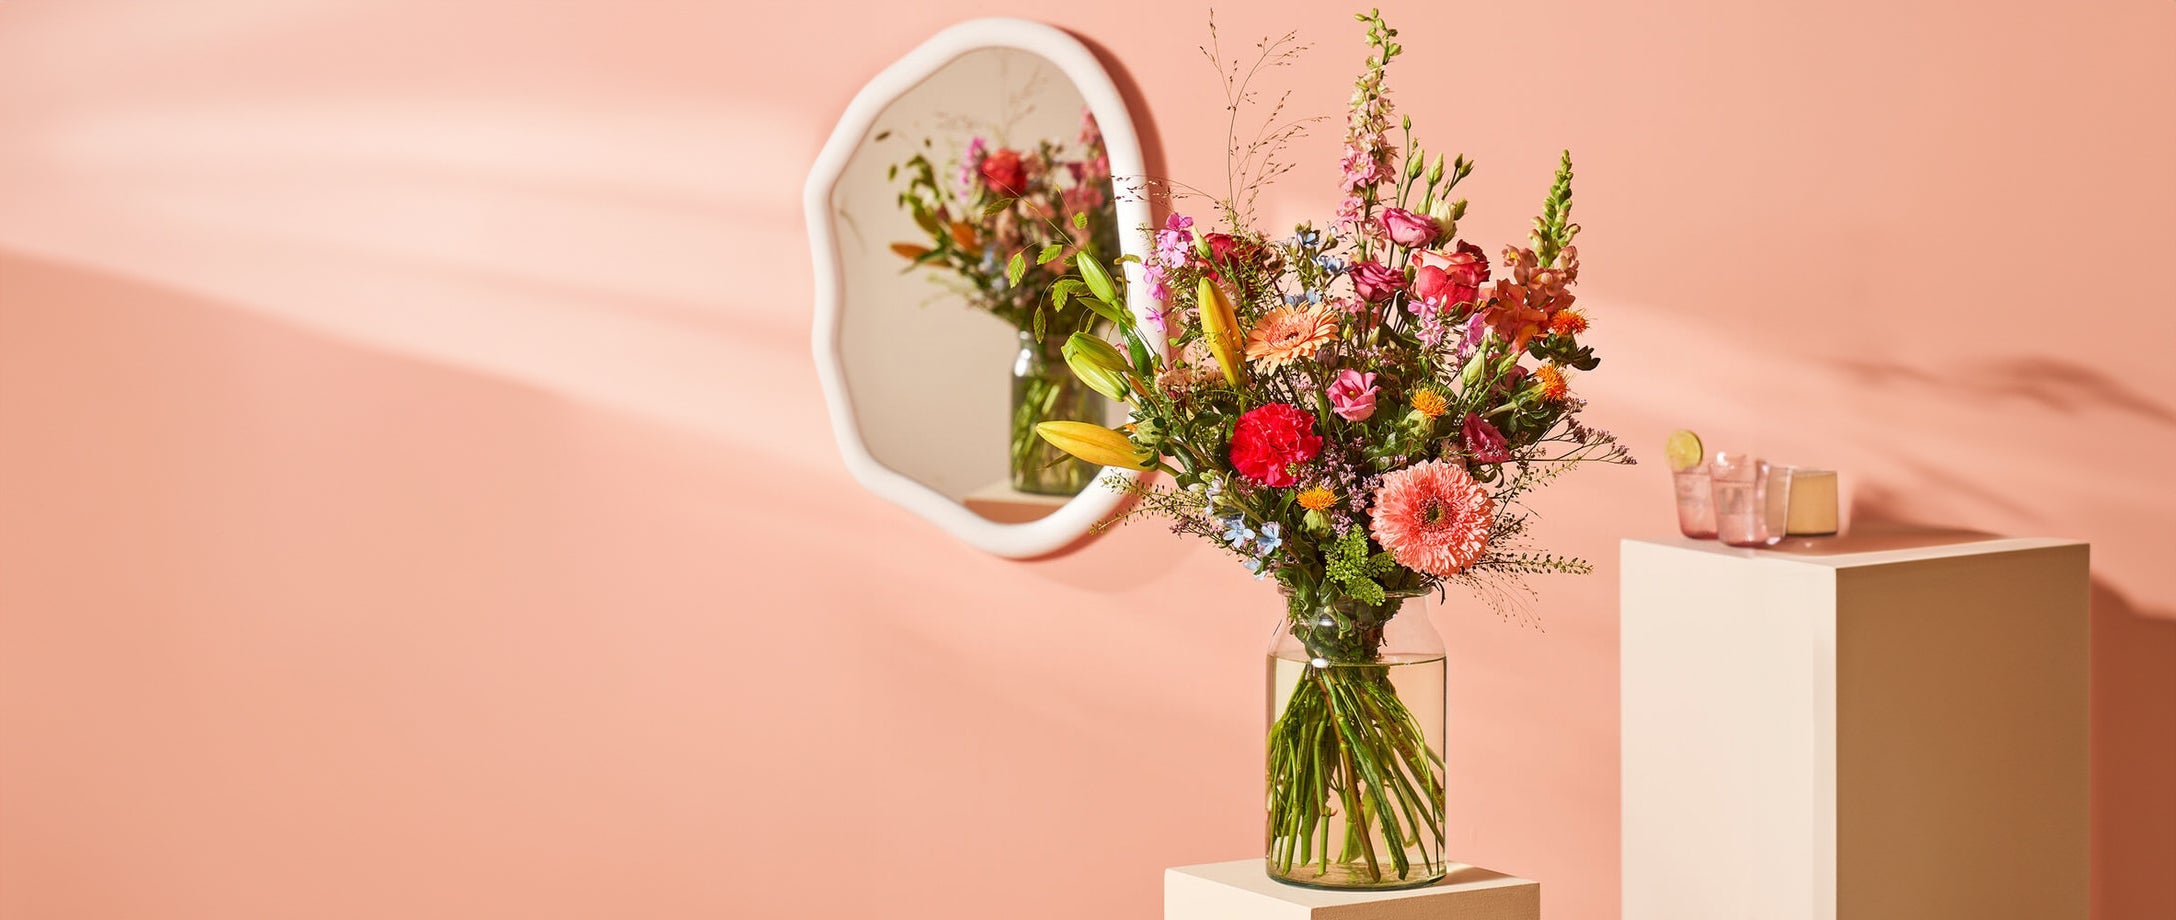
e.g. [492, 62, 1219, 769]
[806, 18, 1162, 558]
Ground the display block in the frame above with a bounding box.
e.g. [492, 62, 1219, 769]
[1166, 860, 1538, 920]
[1621, 533, 2089, 920]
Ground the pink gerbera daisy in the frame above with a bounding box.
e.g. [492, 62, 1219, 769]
[1369, 460, 1495, 576]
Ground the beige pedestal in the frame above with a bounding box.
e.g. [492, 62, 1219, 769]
[1166, 860, 1538, 920]
[1621, 533, 2089, 920]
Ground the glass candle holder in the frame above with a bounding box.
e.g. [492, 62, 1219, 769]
[1672, 463, 1717, 540]
[1712, 452, 1791, 548]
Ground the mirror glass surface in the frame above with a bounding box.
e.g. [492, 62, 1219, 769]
[829, 47, 1120, 524]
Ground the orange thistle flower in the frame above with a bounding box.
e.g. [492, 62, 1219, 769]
[1548, 309, 1589, 336]
[1535, 364, 1571, 402]
[1409, 388, 1450, 419]
[1297, 487, 1338, 511]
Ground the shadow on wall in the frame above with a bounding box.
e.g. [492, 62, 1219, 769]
[1849, 498, 2176, 918]
[1829, 357, 2176, 429]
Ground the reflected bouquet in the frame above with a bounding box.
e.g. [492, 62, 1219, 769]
[889, 108, 1124, 493]
[889, 107, 1119, 336]
[1034, 11, 1632, 888]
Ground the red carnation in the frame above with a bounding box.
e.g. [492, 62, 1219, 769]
[979, 149, 1027, 197]
[1230, 403, 1323, 487]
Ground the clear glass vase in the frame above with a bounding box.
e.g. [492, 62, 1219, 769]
[1009, 330, 1097, 495]
[1265, 589, 1448, 890]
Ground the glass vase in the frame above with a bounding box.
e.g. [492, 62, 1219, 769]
[1265, 589, 1448, 890]
[1009, 330, 1098, 495]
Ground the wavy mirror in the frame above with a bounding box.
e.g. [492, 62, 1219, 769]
[807, 19, 1158, 557]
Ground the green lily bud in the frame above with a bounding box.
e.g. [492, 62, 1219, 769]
[1425, 153, 1445, 186]
[1407, 153, 1425, 179]
[1062, 333, 1133, 402]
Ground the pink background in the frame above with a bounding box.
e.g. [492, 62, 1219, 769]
[2, 2, 2171, 918]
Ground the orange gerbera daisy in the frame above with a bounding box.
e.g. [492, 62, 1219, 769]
[1243, 306, 1339, 369]
[1370, 460, 1495, 576]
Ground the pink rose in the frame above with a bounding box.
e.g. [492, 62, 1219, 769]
[1378, 207, 1440, 248]
[1349, 260, 1405, 303]
[1411, 241, 1491, 307]
[1326, 369, 1380, 422]
[1460, 412, 1511, 464]
[1411, 264, 1452, 306]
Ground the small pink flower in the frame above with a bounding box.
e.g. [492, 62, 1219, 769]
[1370, 459, 1495, 577]
[1327, 369, 1380, 422]
[1349, 260, 1405, 303]
[1378, 207, 1439, 248]
[1460, 413, 1511, 464]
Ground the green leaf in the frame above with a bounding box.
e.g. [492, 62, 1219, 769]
[1033, 305, 1046, 343]
[1006, 251, 1026, 288]
[1073, 211, 1088, 229]
[1037, 243, 1064, 265]
[1120, 323, 1153, 373]
[1075, 255, 1118, 304]
[910, 206, 942, 236]
[1076, 294, 1126, 327]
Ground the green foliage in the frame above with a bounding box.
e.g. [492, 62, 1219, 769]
[1322, 528, 1398, 607]
[1531, 150, 1579, 267]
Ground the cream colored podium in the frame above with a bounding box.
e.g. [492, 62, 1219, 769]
[1621, 532, 2089, 920]
[1166, 860, 1538, 919]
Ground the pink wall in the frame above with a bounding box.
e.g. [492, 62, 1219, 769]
[1, 2, 2170, 918]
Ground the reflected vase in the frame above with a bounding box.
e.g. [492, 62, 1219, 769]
[1010, 330, 1097, 495]
[1266, 589, 1448, 890]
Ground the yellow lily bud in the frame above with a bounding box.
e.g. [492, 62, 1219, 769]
[1061, 333, 1133, 402]
[1195, 276, 1248, 386]
[1035, 421, 1153, 471]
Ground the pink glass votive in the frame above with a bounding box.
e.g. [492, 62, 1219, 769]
[1672, 463, 1717, 539]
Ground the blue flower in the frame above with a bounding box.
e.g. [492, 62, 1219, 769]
[1255, 521, 1283, 555]
[1244, 556, 1270, 579]
[1218, 514, 1255, 549]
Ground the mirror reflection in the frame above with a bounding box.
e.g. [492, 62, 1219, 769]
[832, 48, 1120, 523]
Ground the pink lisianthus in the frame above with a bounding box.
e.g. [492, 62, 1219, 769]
[1460, 412, 1511, 464]
[1349, 260, 1405, 303]
[1326, 369, 1381, 422]
[1379, 207, 1440, 248]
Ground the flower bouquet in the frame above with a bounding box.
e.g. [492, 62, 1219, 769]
[890, 109, 1122, 495]
[1035, 11, 1631, 889]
